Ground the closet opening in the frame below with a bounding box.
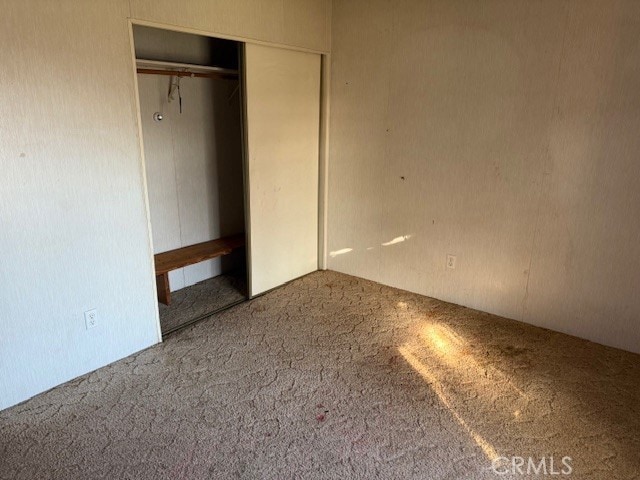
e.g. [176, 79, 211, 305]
[133, 25, 248, 336]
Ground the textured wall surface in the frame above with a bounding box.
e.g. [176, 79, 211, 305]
[0, 0, 331, 410]
[130, 0, 331, 53]
[328, 0, 640, 353]
[0, 0, 160, 410]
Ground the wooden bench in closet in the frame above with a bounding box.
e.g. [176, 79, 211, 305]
[154, 233, 245, 305]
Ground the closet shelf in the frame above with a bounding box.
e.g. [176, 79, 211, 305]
[154, 233, 246, 305]
[155, 233, 245, 275]
[136, 59, 239, 79]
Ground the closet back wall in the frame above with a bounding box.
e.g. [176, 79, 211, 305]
[135, 28, 244, 291]
[138, 76, 244, 291]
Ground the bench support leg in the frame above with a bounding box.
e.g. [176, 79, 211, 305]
[156, 272, 171, 306]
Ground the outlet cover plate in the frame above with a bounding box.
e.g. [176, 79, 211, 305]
[446, 254, 457, 269]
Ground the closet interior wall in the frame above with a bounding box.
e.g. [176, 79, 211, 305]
[134, 26, 245, 292]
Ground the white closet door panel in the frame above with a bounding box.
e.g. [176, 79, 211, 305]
[245, 44, 321, 296]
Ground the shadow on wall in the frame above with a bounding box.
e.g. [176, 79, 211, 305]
[211, 79, 245, 274]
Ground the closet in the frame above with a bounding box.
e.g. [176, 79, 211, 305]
[132, 25, 322, 336]
[134, 26, 246, 335]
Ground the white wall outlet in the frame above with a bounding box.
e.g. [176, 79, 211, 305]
[84, 309, 98, 329]
[446, 254, 457, 269]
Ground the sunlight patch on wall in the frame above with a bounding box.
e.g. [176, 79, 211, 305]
[329, 247, 353, 258]
[381, 235, 411, 246]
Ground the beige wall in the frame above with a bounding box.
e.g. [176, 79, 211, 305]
[0, 0, 159, 410]
[328, 0, 640, 354]
[0, 0, 330, 410]
[130, 0, 331, 53]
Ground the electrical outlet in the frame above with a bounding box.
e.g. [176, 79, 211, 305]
[84, 309, 98, 329]
[446, 254, 457, 269]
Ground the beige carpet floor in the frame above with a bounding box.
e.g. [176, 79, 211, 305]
[1, 271, 639, 479]
[159, 271, 247, 335]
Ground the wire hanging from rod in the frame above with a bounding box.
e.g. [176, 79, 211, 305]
[168, 75, 183, 114]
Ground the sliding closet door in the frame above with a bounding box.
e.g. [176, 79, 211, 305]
[244, 44, 321, 296]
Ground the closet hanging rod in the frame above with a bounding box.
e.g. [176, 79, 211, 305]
[136, 68, 238, 79]
[136, 58, 239, 79]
